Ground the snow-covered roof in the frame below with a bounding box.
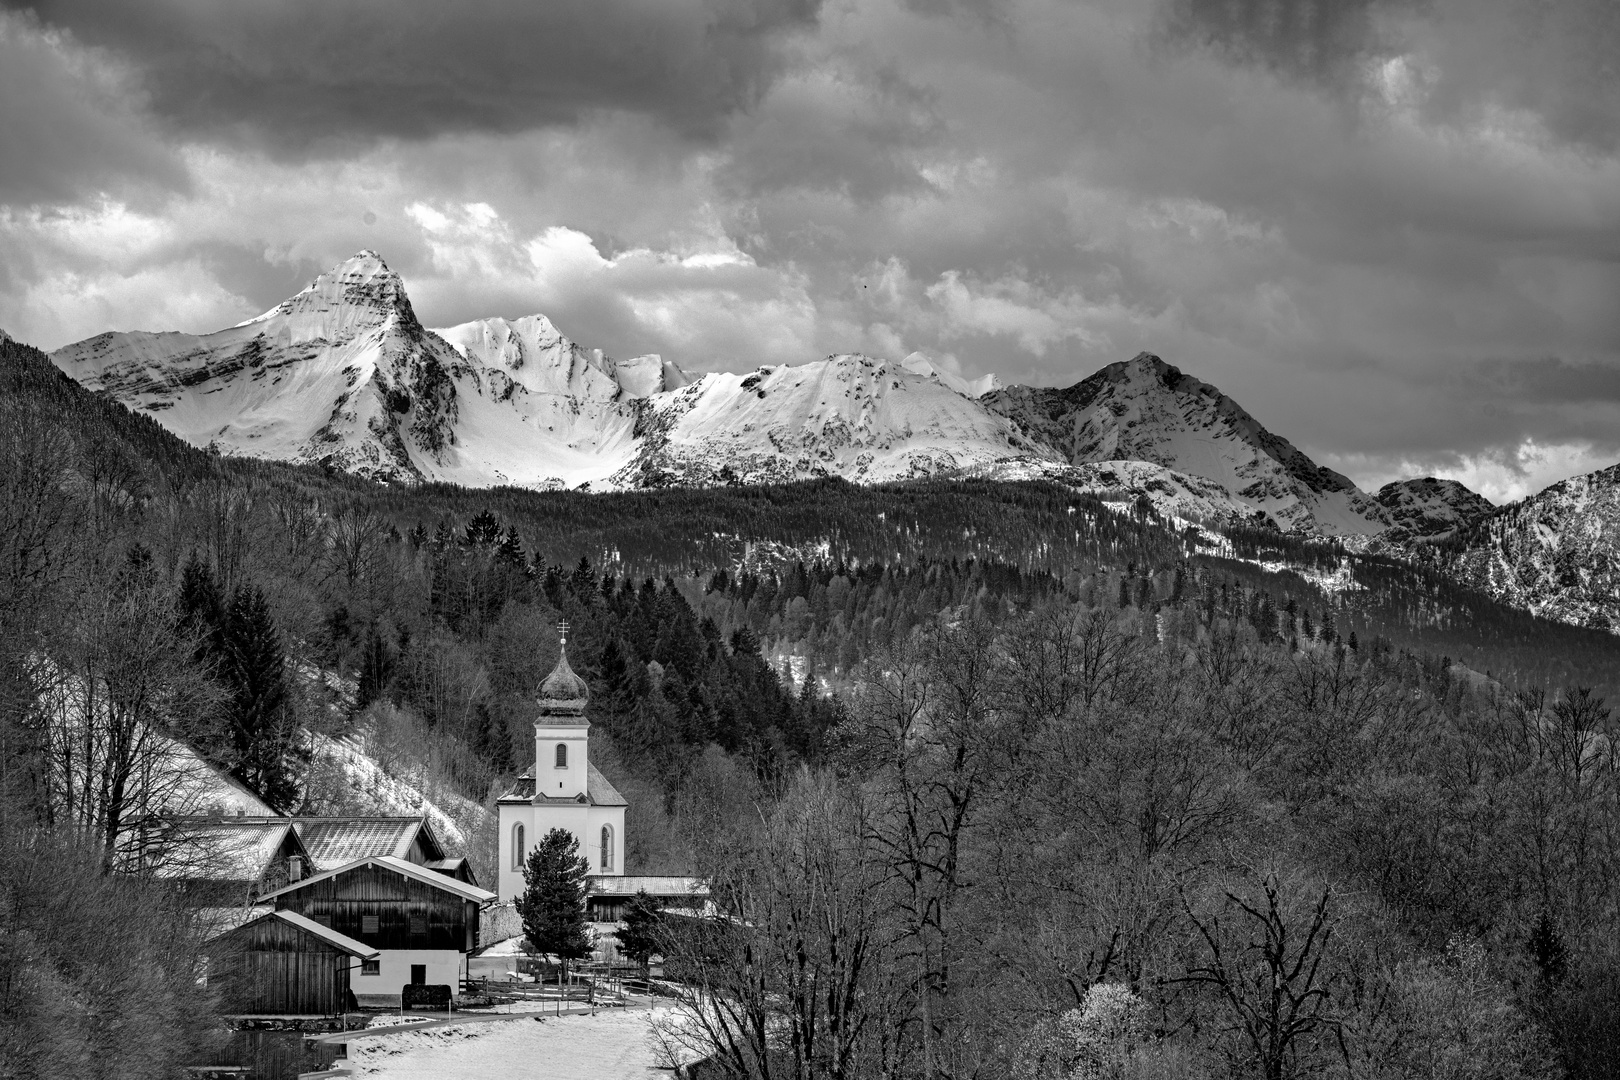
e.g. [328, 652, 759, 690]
[497, 763, 627, 807]
[293, 817, 442, 870]
[214, 909, 379, 958]
[162, 819, 306, 883]
[588, 876, 709, 898]
[257, 854, 495, 904]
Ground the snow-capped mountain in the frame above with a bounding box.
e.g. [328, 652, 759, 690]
[609, 354, 1051, 488]
[980, 353, 1390, 536]
[899, 351, 1000, 398]
[1375, 477, 1494, 541]
[1419, 463, 1620, 632]
[50, 252, 1402, 534]
[51, 252, 1048, 490]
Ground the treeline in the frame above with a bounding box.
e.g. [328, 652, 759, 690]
[654, 606, 1620, 1079]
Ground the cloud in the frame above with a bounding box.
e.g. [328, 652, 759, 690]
[4, 0, 822, 153]
[1330, 439, 1620, 506]
[2, 0, 1619, 503]
[0, 12, 184, 206]
[405, 204, 820, 367]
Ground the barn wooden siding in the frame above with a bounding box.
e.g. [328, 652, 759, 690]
[213, 918, 355, 1016]
[273, 863, 480, 951]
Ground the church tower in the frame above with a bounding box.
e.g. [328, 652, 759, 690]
[534, 632, 590, 799]
[494, 625, 629, 904]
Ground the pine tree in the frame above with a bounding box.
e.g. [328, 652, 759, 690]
[613, 891, 664, 978]
[463, 510, 502, 548]
[495, 525, 526, 568]
[221, 585, 302, 810]
[518, 828, 593, 990]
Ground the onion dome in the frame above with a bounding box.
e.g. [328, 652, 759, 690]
[537, 639, 588, 719]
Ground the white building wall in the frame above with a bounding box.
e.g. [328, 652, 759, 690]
[497, 802, 627, 903]
[534, 723, 589, 798]
[352, 948, 463, 1004]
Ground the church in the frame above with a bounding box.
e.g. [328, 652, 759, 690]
[494, 629, 628, 903]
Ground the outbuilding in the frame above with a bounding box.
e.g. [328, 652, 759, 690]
[208, 909, 376, 1016]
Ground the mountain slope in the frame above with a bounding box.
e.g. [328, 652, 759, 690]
[1375, 477, 1494, 541]
[981, 353, 1389, 535]
[53, 252, 451, 481]
[1424, 463, 1620, 631]
[610, 353, 1054, 488]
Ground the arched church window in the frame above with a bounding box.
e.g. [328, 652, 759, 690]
[600, 825, 613, 870]
[512, 823, 525, 870]
[555, 743, 568, 768]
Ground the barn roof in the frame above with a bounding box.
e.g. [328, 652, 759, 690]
[160, 819, 309, 883]
[496, 763, 627, 807]
[212, 909, 379, 958]
[292, 817, 444, 870]
[257, 855, 495, 904]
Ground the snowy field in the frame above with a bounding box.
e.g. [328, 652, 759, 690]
[345, 1008, 673, 1080]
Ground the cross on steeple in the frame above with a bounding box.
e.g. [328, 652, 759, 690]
[558, 619, 570, 647]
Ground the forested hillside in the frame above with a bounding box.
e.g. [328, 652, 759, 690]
[6, 329, 1620, 1077]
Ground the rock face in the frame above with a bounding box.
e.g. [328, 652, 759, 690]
[980, 353, 1390, 535]
[1375, 477, 1494, 541]
[1428, 464, 1620, 632]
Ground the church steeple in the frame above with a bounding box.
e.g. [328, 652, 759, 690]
[535, 621, 589, 801]
[537, 621, 588, 722]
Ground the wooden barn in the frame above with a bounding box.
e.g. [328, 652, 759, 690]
[208, 910, 376, 1016]
[257, 855, 494, 1005]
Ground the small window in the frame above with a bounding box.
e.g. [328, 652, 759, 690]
[361, 958, 380, 976]
[512, 823, 525, 870]
[555, 743, 568, 768]
[361, 915, 379, 935]
[409, 915, 427, 936]
[600, 824, 613, 870]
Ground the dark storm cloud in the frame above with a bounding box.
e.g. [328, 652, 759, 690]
[1159, 0, 1620, 151]
[0, 12, 186, 205]
[4, 0, 822, 153]
[1466, 358, 1620, 407]
[1157, 0, 1412, 86]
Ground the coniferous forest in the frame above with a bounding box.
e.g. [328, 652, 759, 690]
[6, 329, 1620, 1077]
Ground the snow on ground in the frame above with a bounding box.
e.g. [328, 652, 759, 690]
[346, 1008, 672, 1080]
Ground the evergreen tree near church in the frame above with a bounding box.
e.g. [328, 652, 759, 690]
[613, 891, 664, 978]
[518, 828, 593, 986]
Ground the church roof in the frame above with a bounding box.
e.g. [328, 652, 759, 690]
[496, 762, 628, 807]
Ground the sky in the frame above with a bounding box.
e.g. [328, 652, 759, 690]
[1, 0, 1617, 503]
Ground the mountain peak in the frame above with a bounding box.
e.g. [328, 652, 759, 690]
[237, 250, 415, 331]
[981, 351, 1388, 535]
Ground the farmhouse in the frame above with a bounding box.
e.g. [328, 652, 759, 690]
[257, 854, 494, 1006]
